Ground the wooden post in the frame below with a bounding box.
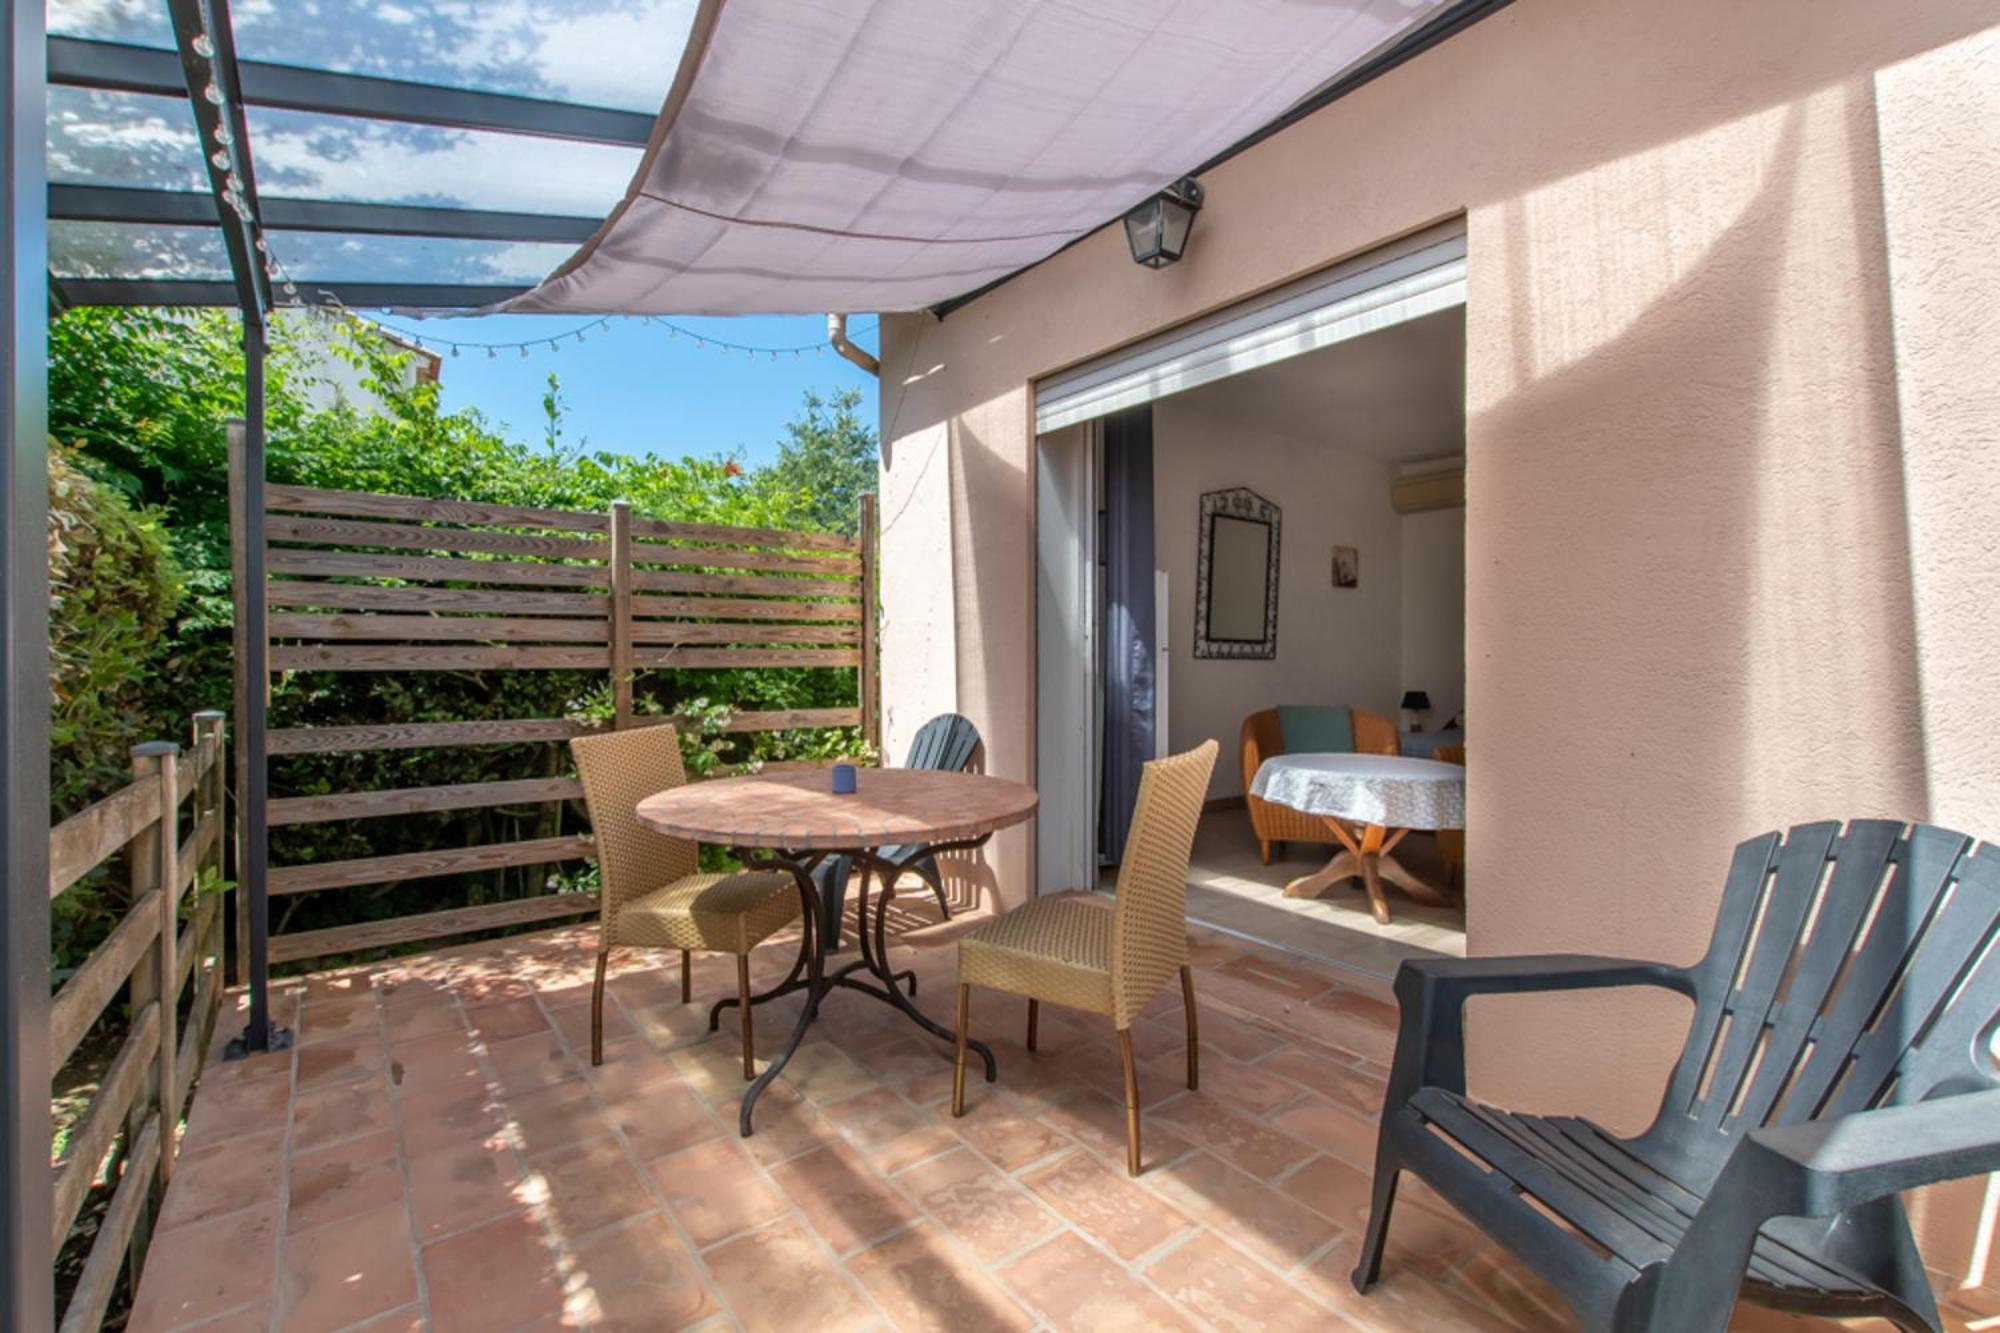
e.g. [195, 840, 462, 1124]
[123, 740, 175, 1275]
[193, 711, 227, 1057]
[858, 492, 879, 754]
[138, 742, 179, 1186]
[226, 422, 250, 986]
[609, 500, 634, 728]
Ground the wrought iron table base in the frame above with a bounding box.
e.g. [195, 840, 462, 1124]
[726, 838, 997, 1136]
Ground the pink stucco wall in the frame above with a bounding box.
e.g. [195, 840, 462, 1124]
[878, 0, 1998, 1287]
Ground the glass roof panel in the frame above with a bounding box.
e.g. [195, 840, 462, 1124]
[51, 221, 231, 280]
[48, 86, 208, 192]
[264, 231, 572, 287]
[231, 0, 697, 114]
[47, 0, 175, 48]
[245, 107, 639, 216]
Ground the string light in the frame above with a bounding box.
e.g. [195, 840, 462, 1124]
[180, 22, 877, 367]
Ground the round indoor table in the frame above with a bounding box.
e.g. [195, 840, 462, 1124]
[637, 766, 1038, 1135]
[1250, 752, 1465, 925]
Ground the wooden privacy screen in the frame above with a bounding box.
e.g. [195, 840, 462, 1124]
[231, 457, 877, 970]
[47, 714, 228, 1331]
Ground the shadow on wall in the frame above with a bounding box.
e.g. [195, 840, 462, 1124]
[1468, 70, 1985, 1276]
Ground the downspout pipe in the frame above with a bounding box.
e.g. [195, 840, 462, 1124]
[827, 312, 878, 376]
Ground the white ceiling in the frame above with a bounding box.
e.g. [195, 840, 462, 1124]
[1166, 305, 1465, 463]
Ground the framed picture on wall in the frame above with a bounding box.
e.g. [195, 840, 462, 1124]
[1332, 545, 1359, 589]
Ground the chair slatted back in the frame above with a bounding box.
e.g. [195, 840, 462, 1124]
[907, 712, 981, 774]
[1647, 821, 2000, 1172]
[1109, 740, 1218, 1027]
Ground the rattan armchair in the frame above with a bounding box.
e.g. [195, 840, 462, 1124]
[952, 740, 1218, 1175]
[570, 725, 802, 1079]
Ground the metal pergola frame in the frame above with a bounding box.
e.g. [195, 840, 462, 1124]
[8, 4, 665, 1316]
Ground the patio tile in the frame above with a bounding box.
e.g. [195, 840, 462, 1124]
[1038, 1089, 1192, 1172]
[580, 1036, 681, 1102]
[528, 1133, 657, 1241]
[1215, 953, 1340, 1004]
[395, 1083, 505, 1155]
[504, 1078, 611, 1158]
[1274, 1152, 1374, 1227]
[484, 1028, 580, 1096]
[648, 1136, 787, 1248]
[846, 1223, 1035, 1333]
[779, 1041, 881, 1105]
[1265, 1093, 1380, 1171]
[767, 1141, 922, 1253]
[1150, 1090, 1315, 1180]
[547, 996, 633, 1050]
[383, 1027, 485, 1095]
[181, 1069, 292, 1147]
[603, 1075, 722, 1160]
[279, 1202, 417, 1333]
[1146, 1152, 1341, 1270]
[286, 1129, 402, 1233]
[406, 1133, 525, 1240]
[154, 1127, 283, 1232]
[1255, 1043, 1386, 1118]
[564, 1211, 719, 1331]
[944, 1091, 1068, 1174]
[1144, 1231, 1355, 1332]
[1021, 1148, 1192, 1261]
[296, 991, 382, 1047]
[895, 1146, 1061, 1260]
[702, 1216, 874, 1333]
[464, 996, 549, 1041]
[420, 1209, 567, 1333]
[1300, 1237, 1523, 1333]
[995, 1231, 1196, 1333]
[291, 1073, 395, 1151]
[296, 1032, 383, 1090]
[125, 1202, 279, 1331]
[821, 1086, 936, 1151]
[735, 1081, 832, 1166]
[870, 1121, 964, 1174]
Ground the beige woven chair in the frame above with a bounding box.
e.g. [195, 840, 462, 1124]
[570, 725, 801, 1079]
[1432, 742, 1466, 891]
[952, 739, 1219, 1175]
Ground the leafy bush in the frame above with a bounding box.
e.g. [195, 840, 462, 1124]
[49, 305, 878, 966]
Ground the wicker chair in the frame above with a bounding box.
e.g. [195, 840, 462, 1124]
[1241, 706, 1399, 864]
[570, 725, 802, 1078]
[952, 739, 1219, 1175]
[1432, 742, 1465, 890]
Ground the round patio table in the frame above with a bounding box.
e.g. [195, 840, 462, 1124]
[637, 766, 1038, 1136]
[1250, 752, 1464, 925]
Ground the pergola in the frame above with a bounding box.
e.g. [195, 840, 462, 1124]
[0, 0, 1508, 1323]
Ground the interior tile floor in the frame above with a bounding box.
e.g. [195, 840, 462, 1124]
[1175, 807, 1466, 983]
[130, 913, 1985, 1333]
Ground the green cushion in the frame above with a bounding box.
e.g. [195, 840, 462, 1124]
[1276, 705, 1353, 754]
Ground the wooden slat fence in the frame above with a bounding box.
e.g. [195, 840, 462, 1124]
[48, 712, 228, 1333]
[232, 454, 877, 969]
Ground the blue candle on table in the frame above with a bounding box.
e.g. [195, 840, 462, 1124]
[831, 762, 858, 794]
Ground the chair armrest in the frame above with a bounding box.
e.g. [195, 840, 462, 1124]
[1741, 1087, 2000, 1217]
[1388, 955, 1695, 1098]
[1629, 1088, 2000, 1330]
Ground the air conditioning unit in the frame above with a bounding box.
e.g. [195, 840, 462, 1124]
[1391, 468, 1464, 514]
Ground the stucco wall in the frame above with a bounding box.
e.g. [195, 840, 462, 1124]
[877, 0, 1997, 1287]
[1152, 398, 1404, 799]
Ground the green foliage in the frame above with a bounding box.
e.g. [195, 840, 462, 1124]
[48, 305, 879, 969]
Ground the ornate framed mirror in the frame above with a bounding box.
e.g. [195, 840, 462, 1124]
[1194, 487, 1280, 659]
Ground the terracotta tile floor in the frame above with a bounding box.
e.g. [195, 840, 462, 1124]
[131, 916, 1993, 1333]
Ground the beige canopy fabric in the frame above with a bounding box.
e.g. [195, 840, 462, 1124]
[506, 0, 1455, 316]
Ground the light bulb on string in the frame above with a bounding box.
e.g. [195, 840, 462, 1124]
[190, 32, 215, 57]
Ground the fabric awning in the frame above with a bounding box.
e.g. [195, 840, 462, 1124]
[507, 0, 1457, 316]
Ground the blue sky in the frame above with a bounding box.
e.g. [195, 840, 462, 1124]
[373, 312, 880, 469]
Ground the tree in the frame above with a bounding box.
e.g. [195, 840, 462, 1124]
[760, 388, 879, 534]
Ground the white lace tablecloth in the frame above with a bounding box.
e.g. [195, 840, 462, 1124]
[1251, 753, 1465, 830]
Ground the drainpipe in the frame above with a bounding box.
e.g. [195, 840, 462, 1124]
[827, 313, 878, 376]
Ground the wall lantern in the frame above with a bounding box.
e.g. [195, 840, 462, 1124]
[1123, 176, 1204, 268]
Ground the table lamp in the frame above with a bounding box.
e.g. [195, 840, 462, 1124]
[1400, 690, 1432, 734]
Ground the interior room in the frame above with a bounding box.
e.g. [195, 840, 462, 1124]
[1095, 304, 1469, 982]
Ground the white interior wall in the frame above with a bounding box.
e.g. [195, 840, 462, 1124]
[1399, 503, 1466, 727]
[1152, 397, 1404, 799]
